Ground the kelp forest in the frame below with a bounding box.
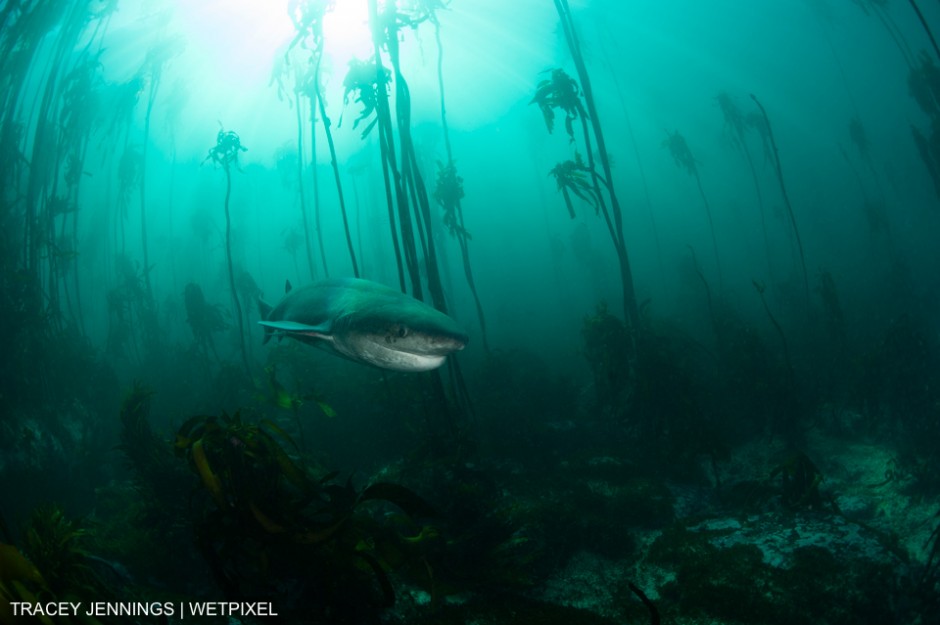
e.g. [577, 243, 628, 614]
[2, 0, 940, 623]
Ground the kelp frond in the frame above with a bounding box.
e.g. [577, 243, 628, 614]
[549, 152, 600, 218]
[433, 159, 469, 238]
[663, 129, 698, 176]
[342, 58, 391, 139]
[531, 68, 586, 141]
[205, 126, 247, 169]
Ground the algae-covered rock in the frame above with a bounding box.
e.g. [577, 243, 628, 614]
[646, 518, 908, 625]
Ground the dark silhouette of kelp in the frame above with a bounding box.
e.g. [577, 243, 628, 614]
[205, 127, 250, 377]
[907, 0, 940, 61]
[551, 0, 640, 340]
[717, 91, 772, 277]
[663, 129, 723, 288]
[422, 0, 490, 352]
[289, 3, 360, 278]
[749, 95, 811, 304]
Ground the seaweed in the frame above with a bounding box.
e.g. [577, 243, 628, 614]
[908, 52, 940, 201]
[118, 383, 190, 508]
[663, 129, 723, 287]
[749, 95, 811, 304]
[581, 303, 632, 411]
[549, 152, 601, 219]
[649, 522, 898, 625]
[105, 256, 158, 364]
[292, 5, 359, 278]
[135, 36, 183, 301]
[0, 541, 51, 625]
[718, 91, 772, 276]
[770, 451, 824, 510]
[907, 0, 940, 62]
[421, 1, 490, 351]
[22, 506, 99, 598]
[851, 0, 917, 68]
[432, 157, 489, 351]
[366, 0, 449, 314]
[540, 0, 641, 351]
[924, 510, 940, 594]
[532, 68, 587, 142]
[342, 58, 391, 138]
[174, 411, 441, 619]
[205, 127, 251, 377]
[357, 0, 472, 427]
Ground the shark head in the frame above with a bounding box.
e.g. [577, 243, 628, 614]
[330, 308, 468, 372]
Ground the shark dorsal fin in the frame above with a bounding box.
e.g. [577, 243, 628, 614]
[285, 279, 293, 294]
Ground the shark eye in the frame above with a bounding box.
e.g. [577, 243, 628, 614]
[397, 326, 409, 338]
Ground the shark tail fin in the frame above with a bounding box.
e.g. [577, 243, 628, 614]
[258, 297, 275, 345]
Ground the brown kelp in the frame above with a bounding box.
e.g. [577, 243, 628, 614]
[292, 4, 330, 278]
[21, 505, 127, 613]
[205, 127, 250, 376]
[272, 4, 319, 281]
[355, 4, 457, 314]
[770, 451, 824, 510]
[749, 95, 811, 304]
[12, 1, 114, 332]
[907, 0, 940, 61]
[848, 116, 885, 188]
[836, 144, 888, 240]
[433, 159, 490, 351]
[312, 61, 360, 277]
[290, 77, 318, 281]
[343, 57, 406, 287]
[908, 51, 940, 200]
[845, 116, 894, 238]
[582, 303, 632, 410]
[105, 256, 156, 363]
[355, 0, 473, 423]
[752, 278, 801, 441]
[851, 0, 917, 68]
[422, 0, 490, 351]
[174, 411, 440, 619]
[924, 510, 940, 599]
[19, 2, 84, 325]
[663, 129, 723, 288]
[542, 0, 641, 361]
[717, 92, 771, 276]
[0, 510, 114, 625]
[288, 1, 360, 277]
[365, 1, 439, 307]
[135, 37, 182, 300]
[56, 53, 104, 334]
[597, 21, 665, 281]
[547, 152, 599, 219]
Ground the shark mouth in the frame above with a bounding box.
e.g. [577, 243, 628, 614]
[342, 337, 448, 372]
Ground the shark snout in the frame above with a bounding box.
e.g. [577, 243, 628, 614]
[422, 332, 467, 355]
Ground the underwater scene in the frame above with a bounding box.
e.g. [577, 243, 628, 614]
[3, 0, 940, 623]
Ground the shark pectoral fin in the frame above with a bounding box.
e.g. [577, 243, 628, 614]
[258, 320, 332, 341]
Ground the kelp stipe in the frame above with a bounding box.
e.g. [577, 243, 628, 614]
[749, 94, 810, 305]
[538, 0, 641, 385]
[717, 92, 772, 278]
[288, 3, 359, 277]
[205, 127, 251, 377]
[663, 129, 723, 289]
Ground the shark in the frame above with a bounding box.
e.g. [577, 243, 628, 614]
[258, 278, 468, 372]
